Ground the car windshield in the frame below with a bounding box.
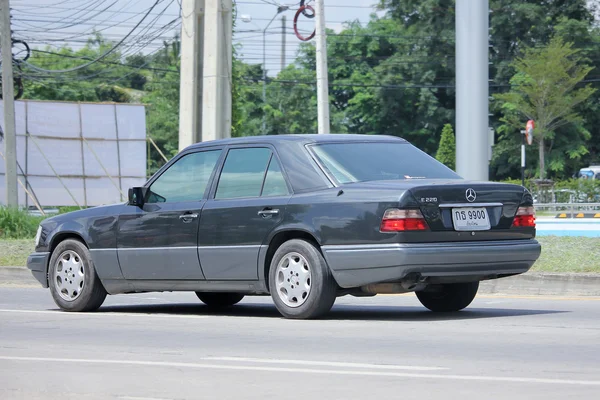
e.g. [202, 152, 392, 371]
[310, 142, 461, 184]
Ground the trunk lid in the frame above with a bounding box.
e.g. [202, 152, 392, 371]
[405, 180, 526, 232]
[344, 179, 534, 242]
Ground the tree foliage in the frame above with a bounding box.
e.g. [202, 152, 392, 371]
[494, 37, 596, 179]
[436, 124, 455, 170]
[18, 0, 600, 181]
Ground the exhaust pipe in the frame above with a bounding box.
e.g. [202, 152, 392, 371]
[361, 275, 429, 294]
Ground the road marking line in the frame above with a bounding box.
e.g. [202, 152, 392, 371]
[478, 295, 600, 301]
[202, 356, 447, 371]
[380, 294, 600, 301]
[0, 309, 209, 319]
[1, 356, 599, 386]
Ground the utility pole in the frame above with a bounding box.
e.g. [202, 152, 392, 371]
[179, 0, 232, 149]
[221, 0, 232, 139]
[178, 0, 204, 151]
[1, 0, 18, 206]
[455, 0, 489, 180]
[202, 0, 233, 142]
[280, 15, 286, 72]
[261, 23, 267, 135]
[314, 0, 330, 134]
[260, 6, 288, 135]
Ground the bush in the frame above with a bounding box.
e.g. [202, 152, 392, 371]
[0, 207, 46, 239]
[497, 178, 600, 203]
[436, 124, 456, 170]
[554, 179, 600, 202]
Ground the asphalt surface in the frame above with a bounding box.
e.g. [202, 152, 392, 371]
[0, 287, 599, 400]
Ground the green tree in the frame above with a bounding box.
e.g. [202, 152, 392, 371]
[494, 37, 596, 179]
[436, 123, 455, 170]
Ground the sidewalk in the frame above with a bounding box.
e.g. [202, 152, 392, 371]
[2, 266, 599, 296]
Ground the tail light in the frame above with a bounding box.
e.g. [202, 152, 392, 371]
[512, 206, 536, 228]
[380, 209, 428, 232]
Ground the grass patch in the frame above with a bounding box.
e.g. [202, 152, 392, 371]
[0, 236, 598, 273]
[0, 207, 45, 239]
[0, 239, 34, 267]
[0, 206, 86, 240]
[532, 236, 600, 273]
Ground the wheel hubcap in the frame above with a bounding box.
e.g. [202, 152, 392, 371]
[275, 252, 311, 308]
[54, 250, 85, 301]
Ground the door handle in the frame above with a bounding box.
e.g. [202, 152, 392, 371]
[258, 209, 279, 218]
[179, 213, 198, 222]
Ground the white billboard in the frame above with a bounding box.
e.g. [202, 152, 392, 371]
[0, 100, 147, 207]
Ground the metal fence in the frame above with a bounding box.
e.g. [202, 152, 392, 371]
[534, 203, 600, 217]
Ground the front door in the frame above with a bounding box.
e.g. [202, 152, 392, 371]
[198, 146, 292, 280]
[117, 149, 223, 280]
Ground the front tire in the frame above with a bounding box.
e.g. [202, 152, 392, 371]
[269, 239, 337, 319]
[48, 239, 107, 312]
[416, 281, 479, 312]
[195, 292, 245, 308]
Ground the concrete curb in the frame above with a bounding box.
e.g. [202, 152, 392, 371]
[2, 266, 600, 296]
[479, 272, 600, 296]
[0, 266, 39, 287]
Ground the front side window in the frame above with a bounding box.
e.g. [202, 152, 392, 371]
[147, 150, 222, 203]
[310, 142, 460, 184]
[215, 148, 272, 199]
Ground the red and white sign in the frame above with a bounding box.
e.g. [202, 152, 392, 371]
[525, 120, 535, 145]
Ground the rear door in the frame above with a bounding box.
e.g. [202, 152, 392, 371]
[198, 146, 292, 280]
[117, 149, 223, 280]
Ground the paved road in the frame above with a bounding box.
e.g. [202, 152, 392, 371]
[0, 287, 599, 400]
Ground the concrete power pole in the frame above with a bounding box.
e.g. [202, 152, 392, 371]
[314, 0, 330, 134]
[280, 15, 286, 72]
[179, 0, 232, 151]
[456, 0, 489, 181]
[1, 0, 18, 206]
[202, 0, 232, 142]
[178, 0, 204, 151]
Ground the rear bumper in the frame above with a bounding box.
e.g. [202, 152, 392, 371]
[26, 252, 50, 288]
[322, 240, 541, 288]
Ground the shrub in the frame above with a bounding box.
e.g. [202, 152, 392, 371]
[0, 207, 46, 239]
[554, 179, 600, 202]
[436, 124, 456, 170]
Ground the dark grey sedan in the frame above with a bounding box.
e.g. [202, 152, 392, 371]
[27, 134, 541, 319]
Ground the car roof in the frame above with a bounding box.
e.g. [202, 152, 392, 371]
[185, 134, 407, 150]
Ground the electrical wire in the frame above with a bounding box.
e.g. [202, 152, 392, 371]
[21, 0, 163, 74]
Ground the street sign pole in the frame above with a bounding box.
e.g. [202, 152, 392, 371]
[520, 130, 526, 187]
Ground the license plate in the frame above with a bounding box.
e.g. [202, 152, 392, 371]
[452, 207, 491, 231]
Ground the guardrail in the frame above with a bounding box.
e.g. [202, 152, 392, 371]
[534, 203, 600, 218]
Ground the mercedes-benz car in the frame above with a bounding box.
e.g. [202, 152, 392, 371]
[27, 134, 541, 319]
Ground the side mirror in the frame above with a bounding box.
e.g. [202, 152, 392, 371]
[128, 187, 147, 207]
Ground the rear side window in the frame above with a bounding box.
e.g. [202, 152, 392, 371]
[311, 142, 460, 184]
[262, 158, 289, 197]
[216, 148, 272, 199]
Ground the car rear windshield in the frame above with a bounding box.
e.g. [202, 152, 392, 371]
[310, 142, 461, 184]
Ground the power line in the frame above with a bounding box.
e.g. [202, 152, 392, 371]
[30, 49, 178, 73]
[21, 0, 163, 74]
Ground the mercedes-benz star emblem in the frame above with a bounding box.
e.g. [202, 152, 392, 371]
[465, 188, 477, 202]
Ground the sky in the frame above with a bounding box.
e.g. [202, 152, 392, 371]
[10, 0, 383, 76]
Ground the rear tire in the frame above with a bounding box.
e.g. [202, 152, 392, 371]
[48, 239, 107, 312]
[416, 281, 479, 312]
[268, 239, 337, 319]
[195, 292, 244, 308]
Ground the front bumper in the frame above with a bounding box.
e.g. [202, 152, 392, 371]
[322, 240, 542, 288]
[26, 252, 50, 288]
